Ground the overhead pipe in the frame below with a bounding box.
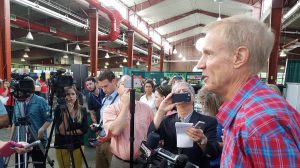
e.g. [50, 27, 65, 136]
[83, 0, 123, 41]
[11, 40, 89, 57]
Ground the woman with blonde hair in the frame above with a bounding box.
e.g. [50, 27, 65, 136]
[54, 86, 88, 168]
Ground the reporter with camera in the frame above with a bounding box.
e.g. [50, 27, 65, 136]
[102, 75, 154, 168]
[54, 86, 88, 168]
[148, 82, 220, 167]
[11, 77, 52, 168]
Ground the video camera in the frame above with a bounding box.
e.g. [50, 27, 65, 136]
[48, 69, 73, 104]
[139, 132, 199, 168]
[10, 73, 35, 101]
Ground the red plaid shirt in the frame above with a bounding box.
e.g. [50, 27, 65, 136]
[217, 76, 300, 168]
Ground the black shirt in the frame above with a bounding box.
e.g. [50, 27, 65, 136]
[148, 111, 220, 167]
[54, 106, 88, 149]
[87, 89, 105, 123]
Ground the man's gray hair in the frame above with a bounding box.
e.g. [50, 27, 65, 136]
[204, 15, 275, 74]
[119, 75, 131, 84]
[172, 81, 195, 97]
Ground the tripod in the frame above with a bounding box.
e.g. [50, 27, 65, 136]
[45, 97, 89, 168]
[5, 117, 54, 168]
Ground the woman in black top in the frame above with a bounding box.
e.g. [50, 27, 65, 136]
[54, 86, 88, 168]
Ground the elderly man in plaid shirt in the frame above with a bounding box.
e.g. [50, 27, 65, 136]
[196, 15, 300, 168]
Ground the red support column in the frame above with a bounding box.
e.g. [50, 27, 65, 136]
[159, 47, 164, 72]
[89, 8, 98, 77]
[127, 30, 134, 68]
[268, 0, 283, 84]
[0, 0, 11, 80]
[147, 40, 153, 72]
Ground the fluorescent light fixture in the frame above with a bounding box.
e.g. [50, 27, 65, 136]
[75, 43, 81, 51]
[23, 52, 29, 58]
[26, 31, 34, 40]
[280, 50, 287, 57]
[105, 53, 110, 58]
[63, 54, 68, 58]
[136, 61, 140, 66]
[283, 1, 300, 20]
[123, 58, 127, 63]
[178, 53, 183, 58]
[21, 58, 25, 62]
[105, 62, 109, 65]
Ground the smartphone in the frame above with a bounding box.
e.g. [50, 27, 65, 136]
[172, 93, 191, 103]
[193, 121, 205, 129]
[124, 79, 142, 88]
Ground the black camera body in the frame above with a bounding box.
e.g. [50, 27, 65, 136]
[48, 69, 73, 105]
[11, 73, 35, 101]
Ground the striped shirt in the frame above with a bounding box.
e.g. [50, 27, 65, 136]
[217, 75, 300, 168]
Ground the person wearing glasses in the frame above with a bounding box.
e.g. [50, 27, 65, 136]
[148, 82, 220, 167]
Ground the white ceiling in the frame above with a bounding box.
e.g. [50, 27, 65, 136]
[120, 0, 253, 43]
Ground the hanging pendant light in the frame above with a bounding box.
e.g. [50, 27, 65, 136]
[119, 64, 123, 68]
[75, 43, 81, 51]
[87, 58, 90, 63]
[173, 47, 178, 54]
[136, 61, 140, 66]
[24, 46, 30, 52]
[63, 54, 68, 58]
[105, 53, 110, 58]
[26, 8, 34, 40]
[104, 65, 108, 69]
[123, 58, 127, 63]
[23, 52, 29, 58]
[105, 61, 109, 65]
[280, 50, 287, 57]
[21, 58, 26, 62]
[217, 2, 222, 21]
[178, 53, 183, 58]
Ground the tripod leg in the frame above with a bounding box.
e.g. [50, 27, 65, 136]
[69, 149, 76, 168]
[78, 146, 89, 168]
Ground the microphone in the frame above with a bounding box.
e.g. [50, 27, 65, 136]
[24, 140, 41, 149]
[140, 132, 160, 158]
[175, 154, 188, 168]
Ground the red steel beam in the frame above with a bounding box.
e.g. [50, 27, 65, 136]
[127, 30, 134, 68]
[148, 40, 153, 71]
[89, 9, 99, 77]
[151, 9, 228, 29]
[0, 0, 11, 80]
[11, 16, 77, 41]
[159, 47, 164, 72]
[162, 24, 205, 38]
[268, 0, 284, 84]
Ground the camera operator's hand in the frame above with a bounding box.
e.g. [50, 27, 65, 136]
[38, 127, 45, 139]
[157, 93, 175, 115]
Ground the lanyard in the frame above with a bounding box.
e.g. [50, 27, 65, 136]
[102, 93, 118, 105]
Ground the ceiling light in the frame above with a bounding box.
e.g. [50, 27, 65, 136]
[136, 61, 140, 66]
[104, 65, 108, 69]
[75, 43, 81, 51]
[280, 66, 285, 70]
[24, 46, 30, 52]
[105, 52, 110, 58]
[21, 58, 25, 62]
[119, 64, 123, 68]
[63, 54, 68, 58]
[182, 57, 186, 61]
[280, 50, 287, 57]
[217, 17, 222, 21]
[87, 58, 90, 63]
[105, 61, 109, 65]
[123, 58, 127, 63]
[173, 48, 178, 54]
[23, 52, 29, 58]
[178, 53, 183, 58]
[26, 31, 34, 40]
[216, 2, 222, 21]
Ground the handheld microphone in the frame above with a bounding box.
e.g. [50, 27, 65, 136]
[140, 132, 160, 158]
[24, 140, 41, 149]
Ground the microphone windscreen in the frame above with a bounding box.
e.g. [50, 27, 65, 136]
[147, 132, 160, 149]
[175, 154, 188, 168]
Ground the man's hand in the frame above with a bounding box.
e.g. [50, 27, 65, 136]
[120, 90, 130, 111]
[37, 127, 45, 139]
[186, 127, 207, 145]
[157, 93, 175, 115]
[15, 142, 32, 154]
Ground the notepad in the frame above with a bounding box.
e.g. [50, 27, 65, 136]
[175, 122, 193, 148]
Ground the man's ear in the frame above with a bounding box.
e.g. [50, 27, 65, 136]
[233, 46, 250, 69]
[112, 78, 118, 86]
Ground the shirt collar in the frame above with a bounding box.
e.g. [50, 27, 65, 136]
[105, 90, 118, 99]
[177, 111, 193, 123]
[216, 75, 262, 128]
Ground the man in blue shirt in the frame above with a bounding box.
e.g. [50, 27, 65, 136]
[12, 77, 52, 168]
